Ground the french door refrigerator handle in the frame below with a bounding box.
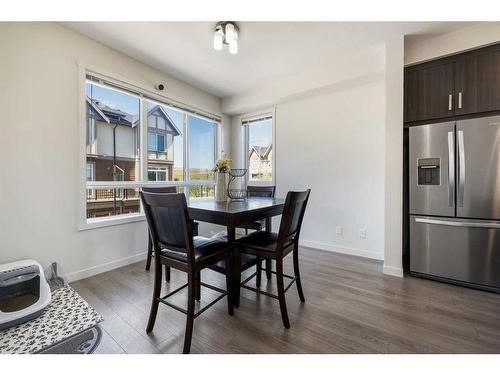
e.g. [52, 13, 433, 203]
[447, 131, 455, 207]
[415, 217, 500, 229]
[457, 130, 466, 207]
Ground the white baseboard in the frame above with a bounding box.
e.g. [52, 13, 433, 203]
[65, 251, 147, 283]
[382, 264, 404, 278]
[299, 239, 384, 261]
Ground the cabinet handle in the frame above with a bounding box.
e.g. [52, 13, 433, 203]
[448, 94, 453, 111]
[458, 92, 463, 109]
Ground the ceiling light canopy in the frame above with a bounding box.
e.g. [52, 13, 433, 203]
[213, 22, 239, 55]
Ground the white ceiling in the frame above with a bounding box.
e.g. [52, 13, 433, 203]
[65, 22, 477, 98]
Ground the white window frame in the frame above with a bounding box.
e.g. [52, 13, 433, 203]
[241, 108, 276, 187]
[86, 162, 96, 199]
[78, 64, 221, 230]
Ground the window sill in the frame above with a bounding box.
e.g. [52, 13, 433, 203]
[79, 213, 146, 231]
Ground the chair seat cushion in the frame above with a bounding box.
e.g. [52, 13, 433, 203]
[160, 236, 228, 263]
[237, 220, 264, 231]
[212, 253, 258, 272]
[234, 231, 293, 254]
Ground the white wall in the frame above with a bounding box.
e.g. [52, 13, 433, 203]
[0, 22, 229, 281]
[275, 79, 386, 259]
[230, 48, 387, 260]
[383, 37, 404, 277]
[405, 22, 500, 65]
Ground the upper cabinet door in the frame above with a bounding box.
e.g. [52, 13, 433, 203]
[454, 55, 478, 116]
[476, 49, 500, 113]
[405, 63, 455, 123]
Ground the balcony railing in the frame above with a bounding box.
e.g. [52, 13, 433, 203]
[86, 188, 140, 201]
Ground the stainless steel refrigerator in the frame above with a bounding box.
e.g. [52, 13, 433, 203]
[409, 115, 500, 292]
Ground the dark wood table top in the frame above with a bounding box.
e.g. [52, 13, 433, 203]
[187, 197, 285, 227]
[187, 197, 285, 213]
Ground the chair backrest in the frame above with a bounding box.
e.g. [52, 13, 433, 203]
[277, 189, 311, 250]
[247, 185, 276, 198]
[140, 191, 195, 263]
[142, 186, 178, 194]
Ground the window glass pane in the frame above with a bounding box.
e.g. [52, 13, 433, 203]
[86, 80, 141, 218]
[247, 119, 273, 181]
[146, 100, 184, 182]
[189, 185, 215, 199]
[148, 132, 156, 151]
[188, 115, 215, 180]
[157, 134, 165, 152]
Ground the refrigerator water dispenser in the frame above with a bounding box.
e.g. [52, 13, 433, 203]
[417, 158, 440, 185]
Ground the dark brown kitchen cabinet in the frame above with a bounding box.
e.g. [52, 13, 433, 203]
[454, 55, 477, 116]
[405, 63, 455, 123]
[476, 49, 500, 113]
[405, 42, 500, 124]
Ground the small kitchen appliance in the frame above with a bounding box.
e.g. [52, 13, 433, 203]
[0, 259, 51, 330]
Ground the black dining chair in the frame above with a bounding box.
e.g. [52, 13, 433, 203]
[237, 185, 276, 284]
[140, 191, 233, 354]
[234, 189, 311, 328]
[143, 186, 199, 283]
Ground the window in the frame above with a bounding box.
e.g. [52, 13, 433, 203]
[86, 162, 95, 199]
[83, 73, 220, 225]
[188, 115, 216, 181]
[148, 167, 167, 182]
[243, 115, 273, 182]
[148, 133, 165, 152]
[146, 99, 184, 182]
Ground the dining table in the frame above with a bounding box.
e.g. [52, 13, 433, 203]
[187, 196, 285, 305]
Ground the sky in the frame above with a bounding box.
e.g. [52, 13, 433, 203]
[249, 119, 272, 148]
[87, 82, 215, 170]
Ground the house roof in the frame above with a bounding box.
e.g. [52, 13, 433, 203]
[249, 144, 272, 160]
[147, 105, 181, 136]
[86, 97, 110, 124]
[86, 97, 181, 136]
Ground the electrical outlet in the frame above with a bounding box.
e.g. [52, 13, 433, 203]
[359, 228, 367, 239]
[336, 225, 342, 235]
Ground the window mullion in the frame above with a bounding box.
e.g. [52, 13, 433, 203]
[183, 112, 189, 196]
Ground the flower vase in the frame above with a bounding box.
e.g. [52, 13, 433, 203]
[215, 172, 228, 202]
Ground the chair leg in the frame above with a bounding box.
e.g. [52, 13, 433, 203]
[233, 249, 241, 308]
[293, 245, 305, 302]
[183, 272, 196, 354]
[225, 254, 234, 316]
[165, 266, 171, 283]
[146, 235, 153, 271]
[256, 257, 262, 288]
[146, 260, 162, 333]
[195, 271, 201, 301]
[265, 259, 272, 280]
[276, 259, 290, 329]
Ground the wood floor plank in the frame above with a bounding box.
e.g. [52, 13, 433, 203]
[71, 246, 500, 354]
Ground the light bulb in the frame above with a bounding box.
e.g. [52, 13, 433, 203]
[229, 40, 238, 55]
[225, 23, 237, 44]
[213, 29, 223, 51]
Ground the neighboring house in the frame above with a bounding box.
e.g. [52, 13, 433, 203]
[248, 145, 272, 180]
[86, 98, 180, 218]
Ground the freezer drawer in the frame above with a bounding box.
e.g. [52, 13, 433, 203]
[410, 216, 500, 289]
[410, 122, 455, 217]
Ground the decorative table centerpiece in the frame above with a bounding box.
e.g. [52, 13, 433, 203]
[213, 152, 231, 202]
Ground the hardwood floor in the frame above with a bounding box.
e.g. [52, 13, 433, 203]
[71, 247, 500, 354]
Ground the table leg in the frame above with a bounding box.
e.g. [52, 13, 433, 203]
[265, 218, 272, 280]
[227, 223, 240, 308]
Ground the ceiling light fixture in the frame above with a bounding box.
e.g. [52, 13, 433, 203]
[213, 22, 239, 55]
